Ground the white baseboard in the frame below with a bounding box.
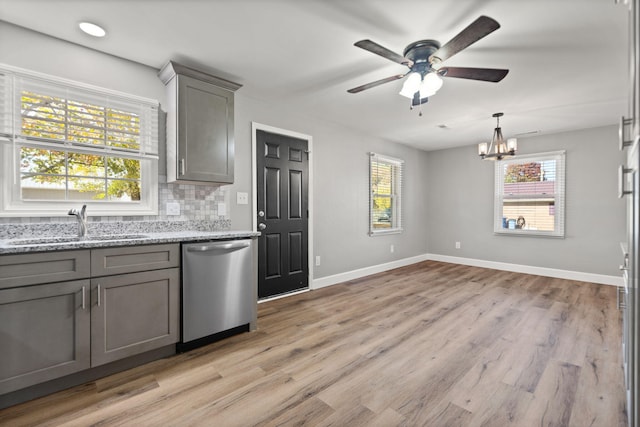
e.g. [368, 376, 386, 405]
[311, 254, 430, 290]
[310, 253, 622, 290]
[426, 254, 623, 287]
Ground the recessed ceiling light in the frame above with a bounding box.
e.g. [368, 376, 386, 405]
[78, 22, 106, 37]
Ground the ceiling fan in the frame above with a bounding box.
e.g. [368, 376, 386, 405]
[347, 16, 509, 109]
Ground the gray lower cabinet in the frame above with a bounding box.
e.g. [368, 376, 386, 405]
[91, 268, 179, 366]
[0, 243, 181, 396]
[0, 280, 91, 395]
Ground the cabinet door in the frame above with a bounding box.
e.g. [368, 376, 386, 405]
[0, 280, 90, 394]
[177, 74, 234, 183]
[91, 268, 179, 366]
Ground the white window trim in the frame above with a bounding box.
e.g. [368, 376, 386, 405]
[369, 152, 404, 236]
[494, 150, 566, 238]
[0, 63, 159, 217]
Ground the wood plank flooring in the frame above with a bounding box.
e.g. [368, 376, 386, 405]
[0, 261, 628, 426]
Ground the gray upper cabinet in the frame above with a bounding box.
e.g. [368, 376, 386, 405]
[159, 61, 241, 184]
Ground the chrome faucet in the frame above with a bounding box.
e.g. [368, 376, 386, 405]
[68, 204, 88, 238]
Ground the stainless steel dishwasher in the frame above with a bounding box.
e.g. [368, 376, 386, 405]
[179, 238, 256, 351]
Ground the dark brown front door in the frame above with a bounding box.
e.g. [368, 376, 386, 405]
[256, 130, 309, 299]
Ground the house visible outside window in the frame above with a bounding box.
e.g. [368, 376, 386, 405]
[494, 151, 565, 237]
[0, 64, 159, 216]
[369, 152, 403, 235]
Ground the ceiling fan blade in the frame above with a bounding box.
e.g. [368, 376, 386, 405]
[430, 16, 500, 63]
[438, 66, 509, 82]
[347, 74, 406, 93]
[354, 40, 413, 67]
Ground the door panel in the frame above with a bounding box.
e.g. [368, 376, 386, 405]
[290, 170, 302, 219]
[289, 232, 303, 273]
[265, 234, 281, 278]
[257, 129, 309, 298]
[265, 167, 281, 219]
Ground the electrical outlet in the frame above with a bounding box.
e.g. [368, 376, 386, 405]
[455, 241, 461, 249]
[166, 202, 180, 216]
[315, 256, 321, 266]
[390, 244, 395, 253]
[236, 192, 249, 205]
[217, 202, 226, 216]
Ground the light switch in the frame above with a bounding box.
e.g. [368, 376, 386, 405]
[237, 192, 249, 205]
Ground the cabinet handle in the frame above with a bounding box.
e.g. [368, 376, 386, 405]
[97, 284, 101, 307]
[82, 286, 86, 310]
[619, 116, 633, 150]
[179, 158, 185, 176]
[618, 165, 633, 198]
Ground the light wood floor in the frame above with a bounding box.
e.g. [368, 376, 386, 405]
[0, 261, 628, 426]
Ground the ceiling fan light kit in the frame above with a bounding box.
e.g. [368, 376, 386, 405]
[478, 112, 517, 160]
[348, 16, 509, 114]
[399, 71, 443, 99]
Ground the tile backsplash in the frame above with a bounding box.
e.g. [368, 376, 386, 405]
[0, 178, 231, 226]
[158, 179, 229, 221]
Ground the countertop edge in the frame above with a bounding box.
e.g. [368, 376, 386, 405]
[0, 231, 260, 255]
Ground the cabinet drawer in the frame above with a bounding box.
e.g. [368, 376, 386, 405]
[91, 244, 179, 276]
[0, 250, 90, 289]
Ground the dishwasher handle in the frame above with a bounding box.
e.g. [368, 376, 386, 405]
[186, 240, 251, 253]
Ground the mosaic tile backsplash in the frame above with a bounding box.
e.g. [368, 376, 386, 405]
[0, 179, 232, 237]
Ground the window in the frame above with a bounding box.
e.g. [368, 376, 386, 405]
[494, 151, 565, 237]
[369, 152, 403, 235]
[0, 64, 159, 216]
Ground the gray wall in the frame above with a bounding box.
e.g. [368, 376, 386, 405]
[426, 125, 626, 276]
[0, 21, 430, 280]
[234, 95, 430, 277]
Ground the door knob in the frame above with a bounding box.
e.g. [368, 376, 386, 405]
[258, 223, 267, 230]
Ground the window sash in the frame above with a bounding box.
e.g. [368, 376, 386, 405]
[370, 152, 403, 236]
[0, 63, 159, 216]
[0, 64, 159, 159]
[494, 151, 565, 237]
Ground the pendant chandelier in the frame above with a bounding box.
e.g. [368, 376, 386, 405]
[478, 112, 517, 160]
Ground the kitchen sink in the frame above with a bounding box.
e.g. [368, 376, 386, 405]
[5, 234, 149, 246]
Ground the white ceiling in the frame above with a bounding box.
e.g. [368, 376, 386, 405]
[0, 0, 630, 151]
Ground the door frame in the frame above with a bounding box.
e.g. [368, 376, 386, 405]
[251, 122, 314, 294]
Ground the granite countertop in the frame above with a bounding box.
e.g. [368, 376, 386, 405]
[0, 221, 260, 254]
